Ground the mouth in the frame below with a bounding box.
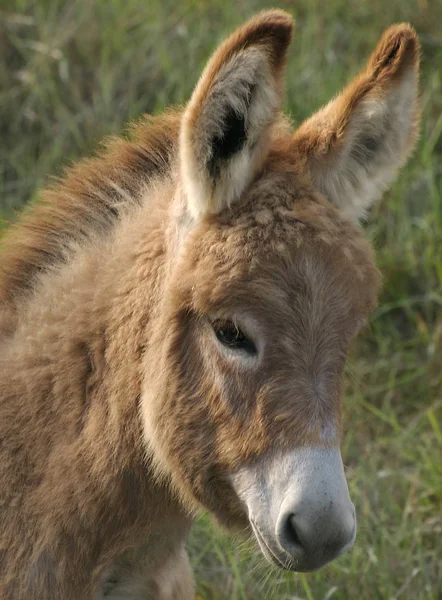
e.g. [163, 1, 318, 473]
[250, 520, 295, 571]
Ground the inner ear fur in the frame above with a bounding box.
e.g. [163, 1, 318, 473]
[180, 10, 293, 218]
[292, 24, 421, 221]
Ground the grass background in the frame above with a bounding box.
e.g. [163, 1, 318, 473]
[1, 1, 441, 598]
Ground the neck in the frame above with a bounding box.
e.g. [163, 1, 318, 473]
[2, 183, 192, 553]
[88, 190, 195, 552]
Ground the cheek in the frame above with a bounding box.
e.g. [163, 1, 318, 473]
[207, 358, 262, 417]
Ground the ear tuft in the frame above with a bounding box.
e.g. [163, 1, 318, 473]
[292, 23, 420, 221]
[235, 9, 294, 70]
[369, 24, 420, 79]
[180, 10, 293, 218]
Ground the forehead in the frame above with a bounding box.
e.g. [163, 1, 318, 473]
[182, 165, 381, 318]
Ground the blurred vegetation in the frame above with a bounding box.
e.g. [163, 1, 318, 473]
[1, 0, 442, 598]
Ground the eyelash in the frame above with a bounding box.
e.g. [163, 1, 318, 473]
[211, 319, 257, 355]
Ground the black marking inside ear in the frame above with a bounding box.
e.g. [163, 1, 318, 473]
[208, 107, 247, 178]
[207, 80, 256, 178]
[351, 132, 383, 165]
[383, 38, 402, 67]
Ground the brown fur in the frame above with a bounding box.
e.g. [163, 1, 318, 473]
[0, 10, 419, 599]
[0, 112, 181, 336]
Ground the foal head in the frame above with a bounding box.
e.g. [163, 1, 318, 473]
[142, 10, 419, 571]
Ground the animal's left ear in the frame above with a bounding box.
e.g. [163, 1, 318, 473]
[180, 10, 293, 218]
[292, 24, 420, 221]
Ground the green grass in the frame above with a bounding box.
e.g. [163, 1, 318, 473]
[1, 1, 442, 598]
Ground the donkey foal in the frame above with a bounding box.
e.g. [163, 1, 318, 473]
[0, 10, 420, 600]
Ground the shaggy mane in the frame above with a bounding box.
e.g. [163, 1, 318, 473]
[0, 110, 181, 308]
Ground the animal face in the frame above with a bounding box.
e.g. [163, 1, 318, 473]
[141, 10, 419, 572]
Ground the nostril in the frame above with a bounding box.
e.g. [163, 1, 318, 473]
[287, 514, 303, 546]
[275, 503, 356, 568]
[276, 513, 305, 556]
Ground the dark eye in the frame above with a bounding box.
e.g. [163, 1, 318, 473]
[211, 319, 257, 355]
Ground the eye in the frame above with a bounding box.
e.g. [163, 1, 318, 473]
[211, 319, 257, 355]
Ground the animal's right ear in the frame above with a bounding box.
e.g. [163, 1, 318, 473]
[180, 10, 293, 219]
